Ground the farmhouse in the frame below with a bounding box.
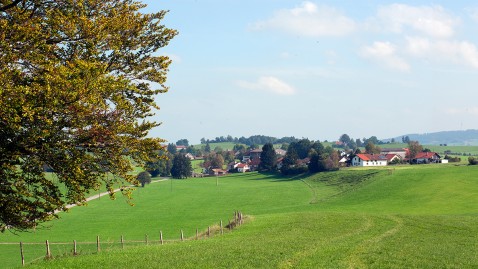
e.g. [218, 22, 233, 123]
[380, 148, 409, 159]
[412, 152, 441, 164]
[209, 168, 227, 176]
[351, 154, 389, 167]
[248, 158, 261, 171]
[236, 163, 250, 173]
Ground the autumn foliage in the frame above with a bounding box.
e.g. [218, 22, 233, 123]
[0, 0, 177, 231]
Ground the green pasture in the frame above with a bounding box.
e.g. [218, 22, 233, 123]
[2, 165, 478, 268]
[379, 143, 478, 156]
[190, 159, 204, 173]
[195, 142, 237, 151]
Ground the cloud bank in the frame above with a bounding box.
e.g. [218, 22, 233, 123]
[251, 1, 355, 37]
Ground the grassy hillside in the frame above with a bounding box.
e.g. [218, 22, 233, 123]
[3, 165, 478, 268]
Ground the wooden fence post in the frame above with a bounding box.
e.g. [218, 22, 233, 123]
[20, 242, 25, 266]
[96, 236, 100, 252]
[207, 226, 210, 237]
[196, 228, 198, 240]
[121, 235, 124, 249]
[160, 231, 163, 245]
[145, 234, 148, 245]
[73, 240, 77, 256]
[45, 240, 51, 259]
[180, 230, 184, 241]
[220, 220, 223, 235]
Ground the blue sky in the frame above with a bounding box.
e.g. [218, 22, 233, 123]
[142, 1, 478, 144]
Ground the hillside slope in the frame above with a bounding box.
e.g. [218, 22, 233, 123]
[11, 166, 478, 268]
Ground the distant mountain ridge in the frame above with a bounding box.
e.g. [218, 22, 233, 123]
[387, 129, 478, 146]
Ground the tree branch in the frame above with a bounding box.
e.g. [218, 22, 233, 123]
[0, 0, 23, 12]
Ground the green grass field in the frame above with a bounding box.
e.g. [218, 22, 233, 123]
[380, 143, 478, 156]
[2, 165, 478, 268]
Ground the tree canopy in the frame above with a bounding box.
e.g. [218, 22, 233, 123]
[259, 143, 276, 171]
[170, 154, 192, 179]
[0, 0, 177, 231]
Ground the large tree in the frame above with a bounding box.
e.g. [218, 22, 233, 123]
[407, 141, 423, 160]
[259, 143, 276, 171]
[0, 1, 177, 231]
[170, 154, 192, 179]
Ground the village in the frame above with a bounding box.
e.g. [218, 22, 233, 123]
[177, 144, 448, 177]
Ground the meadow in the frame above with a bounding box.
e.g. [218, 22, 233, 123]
[1, 164, 478, 268]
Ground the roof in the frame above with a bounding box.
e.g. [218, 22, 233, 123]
[381, 148, 407, 152]
[414, 152, 440, 159]
[356, 154, 388, 161]
[385, 154, 399, 161]
[249, 158, 261, 166]
[237, 163, 248, 168]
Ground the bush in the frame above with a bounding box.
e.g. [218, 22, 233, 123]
[444, 155, 461, 163]
[469, 157, 478, 165]
[137, 171, 152, 187]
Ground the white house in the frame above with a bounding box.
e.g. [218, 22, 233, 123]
[351, 154, 388, 167]
[236, 163, 250, 173]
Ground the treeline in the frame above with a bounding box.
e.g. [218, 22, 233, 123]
[200, 135, 299, 146]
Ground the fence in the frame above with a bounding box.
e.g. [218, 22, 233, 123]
[1, 211, 244, 267]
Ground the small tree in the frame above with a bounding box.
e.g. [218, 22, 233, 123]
[137, 172, 152, 187]
[171, 154, 193, 179]
[365, 142, 381, 154]
[167, 143, 177, 154]
[204, 143, 211, 153]
[469, 157, 478, 165]
[407, 141, 423, 161]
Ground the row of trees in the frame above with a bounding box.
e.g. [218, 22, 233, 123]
[200, 135, 299, 146]
[337, 134, 385, 150]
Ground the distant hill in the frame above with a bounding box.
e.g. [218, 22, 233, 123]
[387, 129, 478, 146]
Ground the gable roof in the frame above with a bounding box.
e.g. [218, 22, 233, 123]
[356, 154, 388, 161]
[414, 152, 440, 159]
[237, 163, 249, 168]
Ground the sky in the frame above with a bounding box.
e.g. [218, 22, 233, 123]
[141, 0, 478, 144]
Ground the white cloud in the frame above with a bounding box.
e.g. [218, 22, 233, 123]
[360, 41, 410, 71]
[252, 1, 355, 37]
[406, 37, 478, 68]
[376, 4, 460, 38]
[237, 76, 296, 95]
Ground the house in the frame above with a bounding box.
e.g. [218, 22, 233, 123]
[385, 154, 401, 164]
[412, 152, 441, 164]
[351, 154, 388, 166]
[248, 158, 261, 171]
[176, 145, 187, 151]
[276, 157, 284, 170]
[227, 161, 239, 171]
[249, 149, 262, 159]
[380, 148, 409, 159]
[236, 163, 250, 173]
[209, 168, 228, 176]
[339, 155, 349, 166]
[185, 153, 195, 160]
[296, 157, 310, 167]
[275, 149, 287, 156]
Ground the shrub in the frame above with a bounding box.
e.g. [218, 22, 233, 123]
[469, 157, 478, 165]
[137, 171, 152, 187]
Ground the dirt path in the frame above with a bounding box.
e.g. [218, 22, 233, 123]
[60, 177, 170, 212]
